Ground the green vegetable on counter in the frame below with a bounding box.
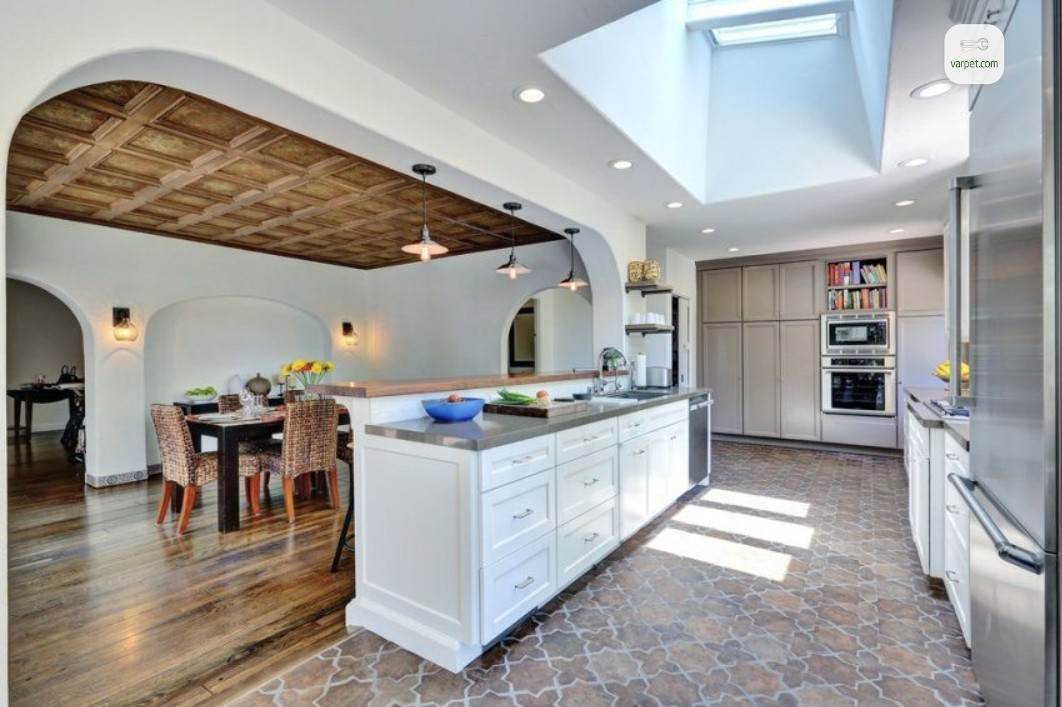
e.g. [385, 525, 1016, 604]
[496, 389, 535, 405]
[186, 386, 218, 397]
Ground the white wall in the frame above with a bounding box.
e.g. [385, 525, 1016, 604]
[5, 279, 85, 432]
[533, 288, 594, 373]
[143, 296, 331, 465]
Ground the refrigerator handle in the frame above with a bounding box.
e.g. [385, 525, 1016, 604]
[948, 474, 1044, 574]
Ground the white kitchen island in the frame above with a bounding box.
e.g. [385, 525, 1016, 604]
[313, 376, 708, 672]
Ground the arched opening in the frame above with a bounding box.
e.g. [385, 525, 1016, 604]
[143, 295, 331, 463]
[504, 286, 594, 375]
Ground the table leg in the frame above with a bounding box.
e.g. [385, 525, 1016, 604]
[12, 399, 21, 440]
[25, 402, 33, 439]
[217, 429, 241, 533]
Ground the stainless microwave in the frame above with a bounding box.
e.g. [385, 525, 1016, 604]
[821, 312, 895, 355]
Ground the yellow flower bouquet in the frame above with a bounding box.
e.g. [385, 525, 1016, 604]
[281, 358, 334, 393]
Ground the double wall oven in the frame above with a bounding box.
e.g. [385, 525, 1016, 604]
[821, 313, 896, 417]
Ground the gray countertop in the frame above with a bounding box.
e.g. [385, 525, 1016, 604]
[903, 386, 970, 451]
[365, 387, 709, 451]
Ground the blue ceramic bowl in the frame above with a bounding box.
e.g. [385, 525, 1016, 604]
[422, 397, 485, 423]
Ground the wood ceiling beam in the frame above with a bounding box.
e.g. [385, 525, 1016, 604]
[12, 85, 183, 209]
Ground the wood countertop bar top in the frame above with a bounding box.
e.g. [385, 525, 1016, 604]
[309, 369, 620, 399]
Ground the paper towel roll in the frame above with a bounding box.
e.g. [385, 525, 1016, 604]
[634, 353, 647, 387]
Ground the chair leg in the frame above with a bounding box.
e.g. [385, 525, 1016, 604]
[264, 472, 270, 489]
[243, 476, 252, 505]
[155, 480, 175, 524]
[248, 474, 261, 516]
[328, 469, 340, 510]
[282, 477, 296, 523]
[176, 486, 198, 536]
[331, 491, 354, 573]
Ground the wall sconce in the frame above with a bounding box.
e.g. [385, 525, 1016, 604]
[341, 321, 359, 346]
[113, 307, 139, 342]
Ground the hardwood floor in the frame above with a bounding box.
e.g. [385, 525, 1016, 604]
[7, 432, 355, 706]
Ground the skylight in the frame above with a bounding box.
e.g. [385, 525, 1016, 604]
[710, 12, 841, 46]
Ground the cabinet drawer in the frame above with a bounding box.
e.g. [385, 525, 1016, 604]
[944, 474, 970, 549]
[480, 533, 556, 644]
[556, 418, 618, 465]
[944, 434, 969, 478]
[557, 446, 618, 524]
[558, 497, 619, 588]
[646, 400, 688, 432]
[480, 470, 556, 566]
[480, 435, 555, 492]
[944, 518, 971, 647]
[618, 410, 650, 442]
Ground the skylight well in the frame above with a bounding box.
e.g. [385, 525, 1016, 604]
[687, 0, 851, 47]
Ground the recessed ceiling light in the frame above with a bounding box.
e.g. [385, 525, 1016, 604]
[899, 157, 930, 168]
[911, 79, 953, 99]
[894, 199, 916, 207]
[514, 86, 545, 103]
[701, 227, 716, 234]
[889, 228, 906, 234]
[666, 201, 684, 209]
[608, 159, 633, 170]
[727, 247, 740, 253]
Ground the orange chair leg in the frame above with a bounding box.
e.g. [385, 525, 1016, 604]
[243, 476, 252, 504]
[282, 477, 296, 523]
[249, 475, 261, 516]
[176, 486, 198, 536]
[328, 469, 340, 510]
[155, 480, 174, 524]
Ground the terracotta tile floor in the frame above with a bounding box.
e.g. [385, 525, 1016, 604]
[234, 441, 982, 706]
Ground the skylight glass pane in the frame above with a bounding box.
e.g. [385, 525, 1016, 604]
[710, 12, 840, 46]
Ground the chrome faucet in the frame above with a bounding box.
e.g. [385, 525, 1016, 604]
[595, 347, 629, 395]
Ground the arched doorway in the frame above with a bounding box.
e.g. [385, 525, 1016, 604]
[504, 286, 594, 375]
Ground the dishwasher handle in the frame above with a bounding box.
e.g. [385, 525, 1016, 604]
[948, 473, 1044, 574]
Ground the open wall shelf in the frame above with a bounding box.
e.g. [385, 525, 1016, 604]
[826, 256, 888, 311]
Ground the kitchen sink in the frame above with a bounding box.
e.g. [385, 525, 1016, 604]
[602, 390, 671, 400]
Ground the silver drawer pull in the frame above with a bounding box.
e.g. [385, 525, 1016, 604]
[945, 569, 962, 583]
[630, 422, 642, 428]
[669, 435, 678, 441]
[512, 455, 534, 465]
[633, 449, 647, 456]
[584, 532, 600, 543]
[514, 575, 535, 590]
[945, 452, 960, 461]
[513, 508, 534, 520]
[946, 504, 962, 514]
[583, 477, 600, 487]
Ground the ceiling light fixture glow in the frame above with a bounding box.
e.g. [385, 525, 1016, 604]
[911, 79, 953, 99]
[514, 86, 545, 103]
[899, 157, 930, 168]
[401, 164, 448, 261]
[701, 227, 716, 234]
[666, 201, 684, 209]
[496, 201, 530, 280]
[710, 13, 840, 47]
[894, 199, 916, 207]
[608, 159, 633, 170]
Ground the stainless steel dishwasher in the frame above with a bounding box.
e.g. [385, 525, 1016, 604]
[688, 393, 711, 486]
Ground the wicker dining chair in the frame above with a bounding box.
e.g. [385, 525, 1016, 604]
[150, 405, 262, 534]
[258, 398, 339, 523]
[283, 389, 304, 404]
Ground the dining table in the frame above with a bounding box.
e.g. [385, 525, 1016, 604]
[183, 404, 350, 533]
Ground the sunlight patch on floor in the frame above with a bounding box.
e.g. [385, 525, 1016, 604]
[701, 488, 810, 518]
[646, 527, 792, 581]
[672, 505, 815, 549]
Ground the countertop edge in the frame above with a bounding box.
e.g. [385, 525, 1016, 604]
[310, 369, 619, 399]
[365, 388, 709, 451]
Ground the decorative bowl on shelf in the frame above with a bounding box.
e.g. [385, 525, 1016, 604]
[422, 397, 485, 423]
[185, 393, 217, 403]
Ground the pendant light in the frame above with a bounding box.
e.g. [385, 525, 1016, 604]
[558, 227, 588, 291]
[401, 163, 448, 261]
[496, 201, 530, 279]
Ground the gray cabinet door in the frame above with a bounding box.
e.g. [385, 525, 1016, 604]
[778, 260, 821, 319]
[780, 320, 820, 441]
[896, 249, 944, 314]
[742, 322, 780, 437]
[700, 268, 742, 322]
[741, 264, 779, 321]
[702, 323, 742, 434]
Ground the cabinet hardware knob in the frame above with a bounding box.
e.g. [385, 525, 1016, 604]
[945, 570, 962, 583]
[583, 477, 600, 487]
[945, 452, 959, 460]
[513, 508, 534, 519]
[512, 455, 534, 465]
[584, 532, 599, 543]
[514, 576, 535, 589]
[634, 449, 647, 456]
[946, 504, 961, 513]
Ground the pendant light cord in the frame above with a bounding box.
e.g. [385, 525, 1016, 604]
[421, 174, 428, 239]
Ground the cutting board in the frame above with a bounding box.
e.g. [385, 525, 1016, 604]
[484, 400, 590, 418]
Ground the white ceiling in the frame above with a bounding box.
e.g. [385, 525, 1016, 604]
[265, 0, 969, 262]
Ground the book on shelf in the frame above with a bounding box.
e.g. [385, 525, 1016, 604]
[827, 259, 887, 287]
[828, 285, 887, 311]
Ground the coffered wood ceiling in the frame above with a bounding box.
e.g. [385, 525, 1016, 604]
[5, 81, 561, 269]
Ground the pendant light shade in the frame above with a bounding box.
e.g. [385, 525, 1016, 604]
[496, 201, 530, 279]
[401, 163, 448, 261]
[558, 227, 589, 291]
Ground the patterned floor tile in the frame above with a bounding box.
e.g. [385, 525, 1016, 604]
[232, 442, 982, 706]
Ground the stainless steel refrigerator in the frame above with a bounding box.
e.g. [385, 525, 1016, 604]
[949, 0, 1060, 704]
